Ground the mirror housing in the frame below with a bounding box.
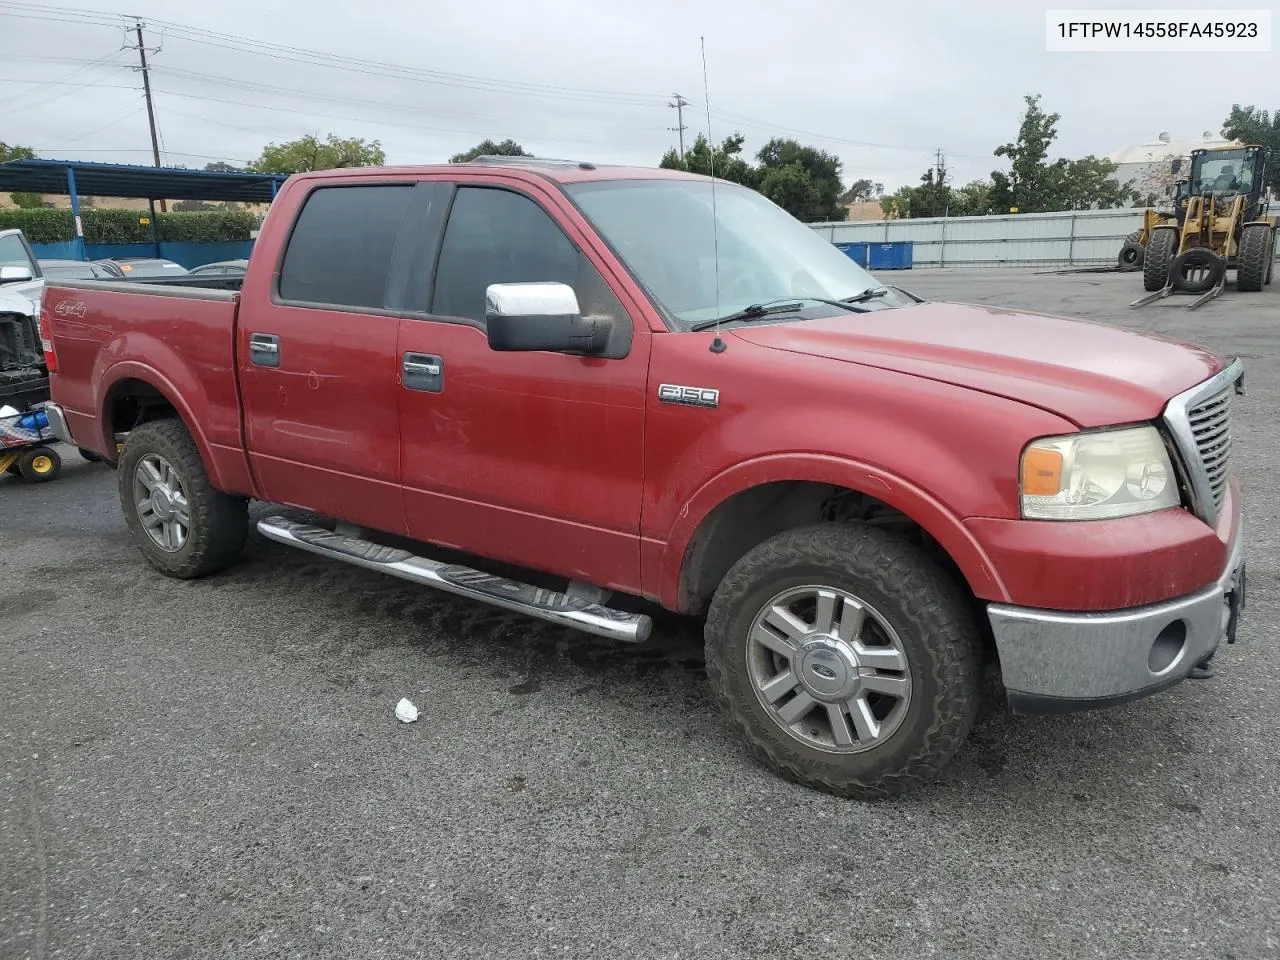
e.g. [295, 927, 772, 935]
[0, 265, 34, 283]
[485, 282, 612, 355]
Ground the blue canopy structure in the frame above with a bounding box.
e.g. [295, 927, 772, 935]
[0, 158, 287, 258]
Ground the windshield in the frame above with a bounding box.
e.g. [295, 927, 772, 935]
[1191, 149, 1254, 194]
[117, 260, 189, 278]
[564, 178, 881, 329]
[0, 232, 37, 279]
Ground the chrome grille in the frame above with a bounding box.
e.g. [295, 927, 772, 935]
[1187, 387, 1232, 512]
[1162, 358, 1244, 525]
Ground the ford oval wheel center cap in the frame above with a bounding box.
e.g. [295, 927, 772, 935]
[150, 487, 175, 521]
[797, 638, 862, 701]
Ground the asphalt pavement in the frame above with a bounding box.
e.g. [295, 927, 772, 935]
[3, 267, 1278, 959]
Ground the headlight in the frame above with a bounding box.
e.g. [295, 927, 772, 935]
[1020, 425, 1180, 520]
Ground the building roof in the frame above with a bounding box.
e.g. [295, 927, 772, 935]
[1107, 134, 1240, 165]
[0, 158, 286, 202]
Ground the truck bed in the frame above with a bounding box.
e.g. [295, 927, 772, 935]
[42, 277, 245, 473]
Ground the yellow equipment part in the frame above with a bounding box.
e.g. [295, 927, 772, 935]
[0, 450, 17, 474]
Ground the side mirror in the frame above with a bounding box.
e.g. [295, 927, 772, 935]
[485, 281, 612, 355]
[0, 265, 34, 283]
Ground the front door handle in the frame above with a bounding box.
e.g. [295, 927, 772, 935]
[249, 333, 280, 368]
[402, 352, 443, 393]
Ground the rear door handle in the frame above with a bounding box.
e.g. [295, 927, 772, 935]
[249, 333, 280, 368]
[402, 352, 444, 393]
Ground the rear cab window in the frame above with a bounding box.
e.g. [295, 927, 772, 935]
[277, 184, 414, 310]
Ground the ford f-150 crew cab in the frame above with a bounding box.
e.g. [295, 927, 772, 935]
[39, 157, 1247, 798]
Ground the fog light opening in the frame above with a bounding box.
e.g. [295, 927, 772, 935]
[1148, 620, 1188, 676]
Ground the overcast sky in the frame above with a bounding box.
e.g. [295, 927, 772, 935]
[2, 0, 1276, 191]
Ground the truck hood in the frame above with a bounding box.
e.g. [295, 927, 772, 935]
[731, 300, 1224, 427]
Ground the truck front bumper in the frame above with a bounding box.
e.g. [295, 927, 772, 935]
[989, 525, 1246, 715]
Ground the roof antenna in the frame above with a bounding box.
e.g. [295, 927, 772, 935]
[701, 36, 726, 355]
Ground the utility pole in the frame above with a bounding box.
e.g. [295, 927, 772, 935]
[131, 20, 166, 212]
[668, 93, 689, 159]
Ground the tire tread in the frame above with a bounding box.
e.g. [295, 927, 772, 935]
[117, 418, 248, 579]
[704, 523, 982, 799]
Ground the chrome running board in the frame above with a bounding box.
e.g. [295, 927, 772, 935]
[256, 515, 652, 644]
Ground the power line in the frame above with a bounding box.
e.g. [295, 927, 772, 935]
[147, 66, 668, 134]
[0, 1, 669, 107]
[146, 89, 665, 150]
[46, 99, 145, 146]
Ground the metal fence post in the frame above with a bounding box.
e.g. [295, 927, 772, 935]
[66, 166, 86, 261]
[1067, 212, 1077, 266]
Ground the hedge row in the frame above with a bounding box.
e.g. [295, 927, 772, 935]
[0, 208, 255, 244]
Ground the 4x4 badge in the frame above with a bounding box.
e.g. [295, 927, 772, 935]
[658, 384, 719, 409]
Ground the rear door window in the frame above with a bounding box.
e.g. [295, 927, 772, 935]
[278, 185, 413, 310]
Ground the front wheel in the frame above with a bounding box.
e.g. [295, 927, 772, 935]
[117, 418, 249, 579]
[1143, 227, 1177, 291]
[704, 523, 982, 799]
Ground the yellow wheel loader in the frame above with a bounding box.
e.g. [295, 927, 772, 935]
[1133, 145, 1278, 309]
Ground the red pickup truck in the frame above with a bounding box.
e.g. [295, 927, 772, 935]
[39, 158, 1246, 797]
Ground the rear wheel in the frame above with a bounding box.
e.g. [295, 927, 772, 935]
[1237, 224, 1272, 292]
[1143, 227, 1177, 291]
[117, 418, 248, 579]
[704, 523, 982, 799]
[18, 446, 60, 483]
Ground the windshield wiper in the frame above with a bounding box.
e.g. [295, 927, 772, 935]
[689, 296, 870, 332]
[689, 299, 806, 331]
[842, 286, 890, 305]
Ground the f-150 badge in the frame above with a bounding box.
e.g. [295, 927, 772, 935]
[658, 384, 719, 409]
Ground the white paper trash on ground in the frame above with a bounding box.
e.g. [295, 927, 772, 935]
[395, 698, 420, 723]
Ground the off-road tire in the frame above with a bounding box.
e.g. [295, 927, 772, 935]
[18, 446, 60, 483]
[1170, 247, 1225, 294]
[117, 418, 248, 579]
[1143, 227, 1177, 291]
[1118, 238, 1145, 270]
[704, 522, 983, 799]
[1237, 224, 1272, 292]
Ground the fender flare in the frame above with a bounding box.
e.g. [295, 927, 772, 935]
[656, 453, 1010, 609]
[97, 360, 226, 488]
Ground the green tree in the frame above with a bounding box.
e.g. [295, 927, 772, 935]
[203, 161, 242, 173]
[988, 94, 1138, 213]
[246, 134, 385, 174]
[950, 179, 994, 217]
[660, 132, 759, 188]
[1046, 156, 1138, 210]
[1, 142, 42, 208]
[449, 138, 531, 163]
[839, 178, 882, 203]
[1221, 104, 1280, 192]
[657, 134, 847, 221]
[989, 94, 1061, 213]
[756, 138, 845, 221]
